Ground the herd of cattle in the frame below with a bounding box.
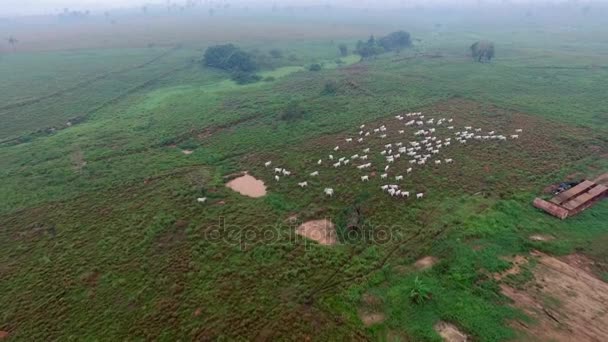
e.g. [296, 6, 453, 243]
[263, 111, 522, 200]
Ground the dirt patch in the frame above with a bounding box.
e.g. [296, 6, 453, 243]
[434, 321, 469, 342]
[502, 251, 608, 341]
[414, 256, 438, 270]
[225, 173, 267, 198]
[295, 219, 337, 245]
[529, 234, 555, 242]
[358, 311, 385, 327]
[494, 255, 528, 281]
[593, 172, 608, 186]
[181, 149, 193, 155]
[0, 331, 9, 339]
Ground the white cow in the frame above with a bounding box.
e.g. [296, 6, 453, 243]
[435, 160, 441, 165]
[318, 159, 323, 165]
[346, 138, 353, 142]
[401, 191, 410, 198]
[381, 173, 388, 179]
[511, 134, 519, 139]
[361, 175, 370, 182]
[310, 171, 319, 177]
[363, 148, 370, 153]
[274, 168, 282, 173]
[265, 161, 272, 167]
[360, 155, 368, 160]
[324, 188, 334, 197]
[298, 181, 308, 188]
[515, 129, 523, 133]
[334, 146, 340, 151]
[197, 197, 207, 203]
[275, 175, 280, 181]
[445, 159, 453, 164]
[416, 193, 424, 199]
[282, 169, 291, 176]
[329, 154, 334, 160]
[407, 167, 412, 173]
[333, 162, 341, 168]
[395, 175, 404, 181]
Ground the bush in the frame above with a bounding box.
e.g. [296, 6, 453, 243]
[231, 71, 262, 85]
[269, 49, 283, 58]
[378, 31, 412, 51]
[280, 101, 306, 121]
[309, 63, 322, 72]
[322, 80, 339, 95]
[409, 277, 431, 305]
[203, 44, 257, 72]
[471, 40, 495, 62]
[338, 43, 348, 57]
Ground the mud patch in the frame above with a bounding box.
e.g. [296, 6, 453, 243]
[225, 173, 267, 198]
[295, 219, 336, 245]
[502, 251, 608, 341]
[434, 321, 469, 342]
[529, 234, 555, 242]
[414, 256, 438, 270]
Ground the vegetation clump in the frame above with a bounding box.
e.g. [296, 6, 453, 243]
[309, 63, 322, 71]
[204, 44, 261, 84]
[280, 101, 307, 121]
[409, 276, 432, 305]
[355, 31, 412, 59]
[471, 40, 495, 62]
[322, 80, 339, 95]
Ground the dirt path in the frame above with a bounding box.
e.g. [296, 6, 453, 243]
[502, 251, 608, 341]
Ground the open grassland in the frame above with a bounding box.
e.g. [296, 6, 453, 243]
[1, 14, 607, 341]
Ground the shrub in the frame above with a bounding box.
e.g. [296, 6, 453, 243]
[280, 101, 306, 121]
[269, 49, 283, 58]
[322, 80, 339, 95]
[409, 277, 431, 305]
[203, 44, 258, 72]
[378, 31, 412, 51]
[338, 43, 348, 57]
[231, 71, 262, 85]
[309, 63, 322, 71]
[471, 40, 495, 62]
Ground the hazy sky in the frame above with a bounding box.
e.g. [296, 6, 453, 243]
[2, 0, 600, 16]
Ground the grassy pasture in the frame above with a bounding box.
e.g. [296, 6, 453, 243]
[1, 10, 607, 341]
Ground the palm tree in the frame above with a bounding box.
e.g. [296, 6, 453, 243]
[7, 36, 18, 51]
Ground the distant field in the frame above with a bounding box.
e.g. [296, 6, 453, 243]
[1, 9, 607, 341]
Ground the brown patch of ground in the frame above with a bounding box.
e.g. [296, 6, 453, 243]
[494, 255, 528, 281]
[358, 311, 385, 327]
[295, 219, 336, 245]
[434, 321, 469, 342]
[0, 331, 9, 339]
[414, 256, 439, 270]
[502, 251, 608, 341]
[594, 173, 608, 186]
[529, 234, 555, 242]
[225, 173, 267, 198]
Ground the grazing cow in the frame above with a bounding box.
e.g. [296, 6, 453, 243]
[324, 188, 334, 197]
[465, 126, 472, 130]
[310, 171, 319, 177]
[418, 160, 426, 165]
[318, 159, 323, 165]
[334, 146, 340, 151]
[363, 148, 370, 153]
[399, 130, 405, 134]
[359, 130, 364, 135]
[380, 134, 387, 139]
[358, 138, 364, 143]
[343, 159, 350, 165]
[360, 124, 365, 129]
[448, 118, 453, 122]
[475, 128, 482, 132]
[329, 154, 334, 160]
[432, 150, 439, 154]
[407, 167, 412, 173]
[435, 160, 441, 165]
[445, 142, 451, 146]
[282, 170, 291, 176]
[385, 143, 392, 149]
[274, 167, 283, 173]
[515, 129, 523, 133]
[385, 165, 390, 171]
[361, 175, 369, 182]
[381, 185, 389, 191]
[445, 159, 453, 164]
[197, 197, 207, 203]
[360, 155, 368, 160]
[275, 175, 280, 181]
[339, 157, 346, 162]
[381, 173, 388, 179]
[409, 159, 417, 164]
[511, 134, 519, 139]
[265, 161, 272, 167]
[346, 138, 353, 142]
[402, 191, 410, 198]
[395, 175, 404, 181]
[416, 193, 424, 199]
[448, 126, 454, 130]
[365, 132, 370, 136]
[380, 150, 387, 156]
[388, 188, 396, 196]
[333, 162, 341, 168]
[298, 181, 308, 188]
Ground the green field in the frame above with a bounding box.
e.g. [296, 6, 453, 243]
[1, 6, 607, 341]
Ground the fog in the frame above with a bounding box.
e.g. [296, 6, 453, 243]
[4, 0, 605, 16]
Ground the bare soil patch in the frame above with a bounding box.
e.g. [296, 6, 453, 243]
[501, 251, 608, 341]
[225, 173, 267, 198]
[529, 234, 555, 242]
[494, 255, 528, 281]
[414, 256, 439, 270]
[0, 331, 9, 339]
[434, 321, 469, 342]
[358, 311, 385, 327]
[295, 219, 336, 245]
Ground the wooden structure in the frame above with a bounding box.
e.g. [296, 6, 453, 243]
[534, 179, 607, 219]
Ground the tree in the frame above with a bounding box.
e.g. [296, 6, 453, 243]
[203, 44, 257, 72]
[308, 63, 322, 71]
[338, 44, 348, 57]
[269, 49, 282, 58]
[470, 40, 495, 62]
[7, 36, 18, 51]
[378, 31, 412, 51]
